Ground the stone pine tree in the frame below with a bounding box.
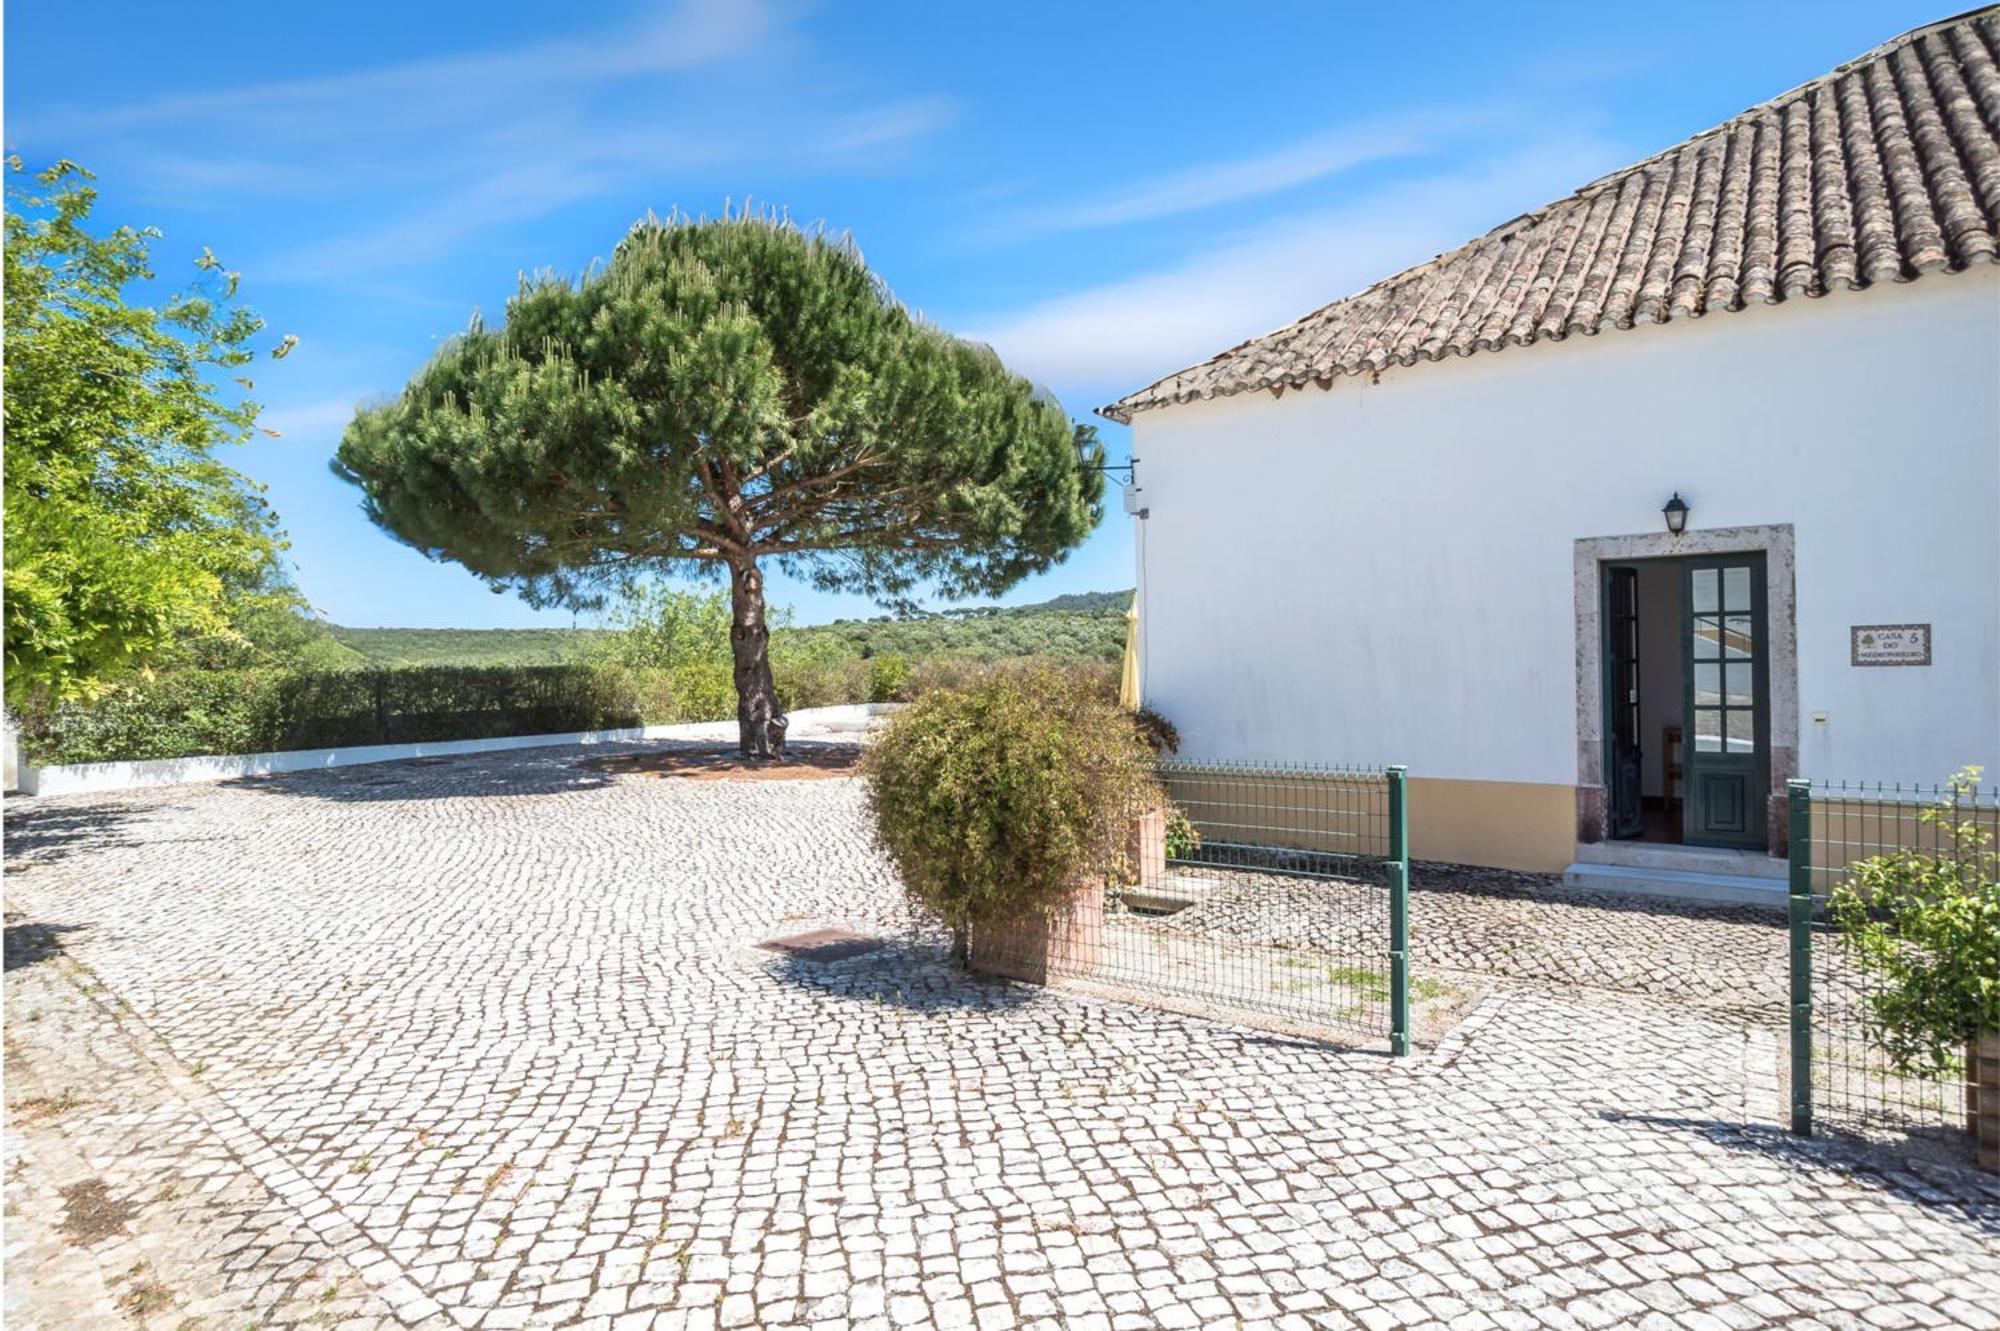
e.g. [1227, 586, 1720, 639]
[334, 213, 1105, 757]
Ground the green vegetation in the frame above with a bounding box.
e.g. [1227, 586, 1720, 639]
[804, 605, 1124, 663]
[1831, 767, 1999, 1080]
[16, 588, 1131, 764]
[862, 665, 1156, 949]
[330, 627, 601, 667]
[325, 589, 1130, 666]
[17, 665, 641, 765]
[3, 160, 300, 707]
[333, 211, 1103, 757]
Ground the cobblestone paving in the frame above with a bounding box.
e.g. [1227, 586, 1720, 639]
[1133, 862, 1793, 1013]
[6, 745, 1999, 1330]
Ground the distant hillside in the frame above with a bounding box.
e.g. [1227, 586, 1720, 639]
[329, 626, 605, 666]
[804, 590, 1132, 661]
[332, 590, 1135, 667]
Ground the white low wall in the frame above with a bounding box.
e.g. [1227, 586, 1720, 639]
[14, 704, 901, 798]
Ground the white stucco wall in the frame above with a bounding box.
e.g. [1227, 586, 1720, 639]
[1130, 267, 2000, 789]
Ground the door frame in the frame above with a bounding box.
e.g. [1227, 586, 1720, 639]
[1574, 524, 1797, 856]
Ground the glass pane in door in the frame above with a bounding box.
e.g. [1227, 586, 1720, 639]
[1723, 565, 1751, 611]
[1692, 568, 1719, 613]
[1725, 662, 1753, 706]
[1694, 708, 1723, 752]
[1693, 662, 1720, 706]
[1691, 615, 1721, 661]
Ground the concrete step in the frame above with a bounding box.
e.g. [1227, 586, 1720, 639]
[1572, 839, 1787, 879]
[1560, 861, 1788, 910]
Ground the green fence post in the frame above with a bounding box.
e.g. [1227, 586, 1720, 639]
[1788, 778, 1813, 1137]
[1386, 765, 1410, 1058]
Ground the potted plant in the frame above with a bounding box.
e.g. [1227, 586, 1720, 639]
[864, 665, 1156, 985]
[1830, 767, 1999, 1173]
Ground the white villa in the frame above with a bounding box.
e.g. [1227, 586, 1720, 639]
[1102, 9, 2000, 888]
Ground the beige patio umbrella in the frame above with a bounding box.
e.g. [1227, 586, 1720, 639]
[1119, 600, 1140, 709]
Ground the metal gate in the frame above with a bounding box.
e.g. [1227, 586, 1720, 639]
[976, 761, 1413, 1052]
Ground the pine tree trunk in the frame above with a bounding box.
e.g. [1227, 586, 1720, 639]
[727, 558, 786, 759]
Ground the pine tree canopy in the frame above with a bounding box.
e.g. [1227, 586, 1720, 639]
[333, 213, 1106, 612]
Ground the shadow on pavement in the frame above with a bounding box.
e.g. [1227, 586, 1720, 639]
[759, 937, 1048, 1017]
[226, 740, 865, 805]
[3, 799, 163, 871]
[221, 748, 621, 803]
[4, 918, 86, 972]
[1600, 1108, 2000, 1236]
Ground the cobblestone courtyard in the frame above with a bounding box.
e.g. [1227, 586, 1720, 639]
[6, 744, 1998, 1330]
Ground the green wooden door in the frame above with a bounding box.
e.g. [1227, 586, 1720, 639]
[1681, 555, 1769, 848]
[1605, 566, 1644, 839]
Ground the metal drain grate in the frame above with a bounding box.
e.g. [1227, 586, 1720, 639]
[754, 929, 886, 964]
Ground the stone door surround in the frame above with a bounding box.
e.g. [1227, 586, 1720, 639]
[1573, 524, 1797, 855]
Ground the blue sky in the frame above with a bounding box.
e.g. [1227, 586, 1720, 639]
[5, 0, 1950, 628]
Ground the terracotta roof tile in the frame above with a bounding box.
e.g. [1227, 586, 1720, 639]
[1101, 8, 2000, 423]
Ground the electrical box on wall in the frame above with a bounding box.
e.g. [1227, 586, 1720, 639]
[1121, 484, 1147, 517]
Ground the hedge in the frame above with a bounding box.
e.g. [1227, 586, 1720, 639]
[16, 655, 1124, 767]
[17, 664, 643, 766]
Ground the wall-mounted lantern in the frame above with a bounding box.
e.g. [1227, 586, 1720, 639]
[1662, 492, 1690, 536]
[1076, 434, 1136, 480]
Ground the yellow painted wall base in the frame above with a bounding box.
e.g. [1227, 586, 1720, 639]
[1407, 777, 1576, 873]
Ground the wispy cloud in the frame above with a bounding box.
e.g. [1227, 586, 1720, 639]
[1007, 111, 1485, 237]
[22, 0, 954, 284]
[29, 0, 779, 141]
[962, 133, 1628, 400]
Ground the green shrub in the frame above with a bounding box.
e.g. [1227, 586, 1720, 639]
[18, 668, 289, 764]
[868, 654, 913, 704]
[20, 664, 641, 764]
[862, 666, 1158, 939]
[900, 654, 990, 699]
[663, 660, 738, 724]
[774, 655, 870, 711]
[899, 654, 1117, 705]
[1830, 767, 2000, 1079]
[1164, 806, 1202, 860]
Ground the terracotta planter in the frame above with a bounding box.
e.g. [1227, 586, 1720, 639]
[969, 877, 1104, 985]
[1124, 807, 1168, 887]
[1971, 1031, 2000, 1175]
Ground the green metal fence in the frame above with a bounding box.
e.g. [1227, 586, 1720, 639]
[1788, 775, 1999, 1159]
[969, 760, 1413, 1051]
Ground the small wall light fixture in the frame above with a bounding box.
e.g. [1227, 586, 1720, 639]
[1662, 492, 1690, 536]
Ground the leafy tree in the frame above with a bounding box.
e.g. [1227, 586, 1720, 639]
[592, 583, 735, 677]
[178, 570, 363, 672]
[3, 159, 297, 707]
[334, 212, 1104, 756]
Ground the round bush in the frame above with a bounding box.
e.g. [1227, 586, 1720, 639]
[863, 665, 1157, 932]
